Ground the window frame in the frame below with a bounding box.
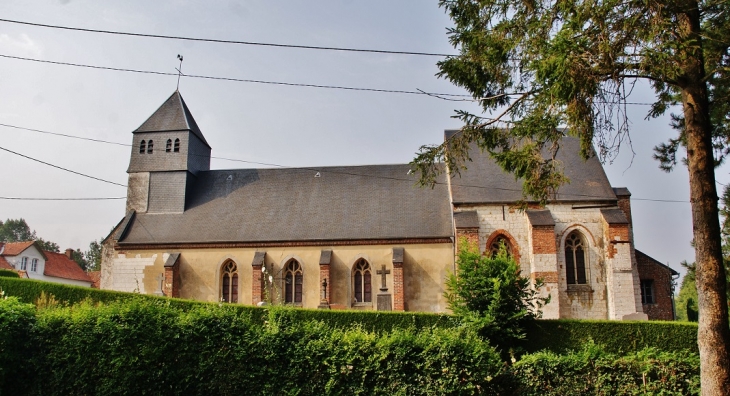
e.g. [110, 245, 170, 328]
[488, 235, 513, 258]
[640, 279, 655, 304]
[220, 261, 239, 303]
[147, 140, 154, 154]
[20, 256, 28, 271]
[139, 140, 146, 154]
[30, 258, 38, 272]
[352, 258, 372, 305]
[564, 231, 589, 287]
[283, 259, 303, 305]
[173, 138, 180, 152]
[165, 139, 172, 152]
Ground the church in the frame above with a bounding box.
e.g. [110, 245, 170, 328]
[100, 91, 678, 320]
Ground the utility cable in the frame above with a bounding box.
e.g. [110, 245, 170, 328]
[0, 122, 688, 202]
[0, 18, 455, 57]
[0, 196, 125, 201]
[0, 145, 127, 187]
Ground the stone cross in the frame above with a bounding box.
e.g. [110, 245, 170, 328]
[376, 265, 390, 292]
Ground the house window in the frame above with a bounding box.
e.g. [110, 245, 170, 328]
[565, 231, 587, 285]
[174, 138, 180, 152]
[139, 140, 146, 154]
[641, 279, 655, 304]
[284, 259, 303, 304]
[353, 259, 372, 303]
[221, 261, 238, 303]
[489, 235, 513, 258]
[20, 257, 28, 271]
[30, 258, 38, 272]
[166, 139, 172, 152]
[147, 140, 154, 154]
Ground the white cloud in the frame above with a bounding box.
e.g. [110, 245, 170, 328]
[0, 33, 43, 57]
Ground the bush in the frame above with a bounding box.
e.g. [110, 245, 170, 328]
[0, 270, 19, 278]
[0, 297, 36, 396]
[509, 343, 700, 395]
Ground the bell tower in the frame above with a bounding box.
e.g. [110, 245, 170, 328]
[125, 91, 211, 213]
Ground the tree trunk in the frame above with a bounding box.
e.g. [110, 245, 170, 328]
[680, 5, 730, 394]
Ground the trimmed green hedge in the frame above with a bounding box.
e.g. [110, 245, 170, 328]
[0, 277, 699, 354]
[0, 297, 36, 395]
[0, 270, 19, 278]
[524, 319, 698, 354]
[19, 299, 504, 396]
[507, 343, 700, 395]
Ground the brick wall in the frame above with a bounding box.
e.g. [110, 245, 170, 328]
[251, 264, 263, 305]
[319, 264, 331, 304]
[636, 252, 676, 320]
[393, 262, 404, 311]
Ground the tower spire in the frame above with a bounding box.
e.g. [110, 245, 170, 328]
[176, 54, 184, 91]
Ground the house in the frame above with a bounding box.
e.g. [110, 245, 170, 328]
[0, 241, 93, 287]
[100, 91, 677, 320]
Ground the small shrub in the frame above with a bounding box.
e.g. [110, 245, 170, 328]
[0, 269, 19, 278]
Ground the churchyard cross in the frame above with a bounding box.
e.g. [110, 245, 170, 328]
[376, 264, 390, 292]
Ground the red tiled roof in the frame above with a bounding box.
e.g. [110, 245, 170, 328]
[0, 256, 12, 270]
[87, 271, 101, 288]
[43, 251, 92, 283]
[1, 241, 35, 256]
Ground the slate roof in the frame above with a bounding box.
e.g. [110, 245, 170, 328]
[526, 209, 556, 226]
[447, 132, 617, 204]
[454, 211, 479, 229]
[601, 208, 629, 224]
[118, 164, 453, 245]
[43, 251, 93, 283]
[134, 91, 210, 148]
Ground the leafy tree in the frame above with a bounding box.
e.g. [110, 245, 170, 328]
[0, 219, 36, 242]
[35, 238, 60, 253]
[675, 261, 699, 322]
[414, 0, 730, 389]
[84, 240, 102, 272]
[445, 238, 549, 355]
[69, 249, 88, 271]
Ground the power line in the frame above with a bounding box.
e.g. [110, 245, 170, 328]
[1, 122, 689, 202]
[0, 53, 468, 97]
[0, 145, 127, 187]
[0, 18, 455, 58]
[0, 196, 125, 201]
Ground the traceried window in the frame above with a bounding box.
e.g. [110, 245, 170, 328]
[147, 140, 154, 154]
[173, 138, 180, 152]
[139, 140, 146, 154]
[565, 231, 587, 285]
[640, 279, 655, 304]
[284, 259, 303, 304]
[166, 139, 172, 152]
[20, 257, 28, 271]
[220, 261, 239, 303]
[489, 235, 513, 258]
[352, 259, 372, 303]
[30, 258, 38, 272]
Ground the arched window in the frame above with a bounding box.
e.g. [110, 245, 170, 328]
[147, 140, 154, 154]
[565, 231, 587, 285]
[166, 139, 172, 152]
[489, 235, 513, 258]
[139, 140, 146, 154]
[173, 138, 180, 152]
[284, 259, 303, 304]
[352, 259, 372, 303]
[221, 261, 239, 303]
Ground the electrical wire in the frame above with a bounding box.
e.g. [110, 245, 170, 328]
[0, 18, 455, 57]
[0, 196, 125, 201]
[0, 145, 127, 187]
[0, 122, 690, 203]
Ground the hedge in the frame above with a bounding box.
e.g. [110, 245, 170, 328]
[0, 277, 699, 353]
[0, 270, 19, 278]
[507, 343, 700, 395]
[16, 299, 505, 396]
[524, 319, 699, 354]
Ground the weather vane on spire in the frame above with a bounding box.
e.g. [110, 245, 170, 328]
[175, 54, 184, 91]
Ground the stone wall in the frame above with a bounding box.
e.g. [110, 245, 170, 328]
[636, 252, 677, 320]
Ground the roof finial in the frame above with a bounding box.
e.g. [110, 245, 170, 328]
[175, 54, 184, 91]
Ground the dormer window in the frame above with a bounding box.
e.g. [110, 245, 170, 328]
[166, 139, 172, 152]
[173, 138, 180, 152]
[147, 140, 154, 154]
[139, 140, 146, 153]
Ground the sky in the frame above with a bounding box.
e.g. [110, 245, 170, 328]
[0, 0, 725, 279]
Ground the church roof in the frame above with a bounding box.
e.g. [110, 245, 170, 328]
[134, 91, 210, 148]
[446, 132, 617, 204]
[117, 164, 453, 245]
